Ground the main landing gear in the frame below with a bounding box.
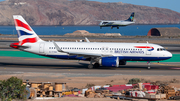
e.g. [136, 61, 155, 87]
[88, 63, 100, 69]
[88, 64, 93, 69]
[88, 60, 93, 69]
[147, 61, 151, 70]
[111, 26, 119, 29]
[93, 63, 100, 68]
[88, 59, 100, 69]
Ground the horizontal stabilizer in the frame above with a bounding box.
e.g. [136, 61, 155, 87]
[10, 42, 29, 49]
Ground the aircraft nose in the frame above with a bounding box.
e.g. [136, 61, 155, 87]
[166, 51, 172, 57]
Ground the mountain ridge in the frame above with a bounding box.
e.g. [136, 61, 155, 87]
[0, 0, 180, 25]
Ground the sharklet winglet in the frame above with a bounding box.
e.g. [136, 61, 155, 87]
[52, 41, 68, 53]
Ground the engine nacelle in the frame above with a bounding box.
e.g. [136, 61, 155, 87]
[99, 57, 119, 67]
[119, 60, 126, 65]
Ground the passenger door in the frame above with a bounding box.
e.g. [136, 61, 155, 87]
[39, 43, 45, 53]
[146, 46, 151, 55]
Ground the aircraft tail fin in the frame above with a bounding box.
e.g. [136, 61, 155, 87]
[13, 15, 44, 46]
[126, 12, 135, 22]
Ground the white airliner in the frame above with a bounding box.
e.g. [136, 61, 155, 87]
[99, 12, 135, 29]
[10, 15, 172, 69]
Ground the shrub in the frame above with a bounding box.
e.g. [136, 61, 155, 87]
[0, 77, 27, 101]
[85, 83, 95, 88]
[127, 78, 141, 84]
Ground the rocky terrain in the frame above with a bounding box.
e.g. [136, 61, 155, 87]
[0, 0, 180, 25]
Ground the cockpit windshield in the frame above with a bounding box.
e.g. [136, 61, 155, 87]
[157, 48, 166, 51]
[102, 22, 108, 25]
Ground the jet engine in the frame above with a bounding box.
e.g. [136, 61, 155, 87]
[99, 57, 119, 67]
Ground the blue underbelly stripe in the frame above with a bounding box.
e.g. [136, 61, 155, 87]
[46, 55, 171, 61]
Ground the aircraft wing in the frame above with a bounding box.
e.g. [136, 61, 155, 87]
[53, 41, 112, 58]
[68, 52, 112, 57]
[67, 52, 101, 57]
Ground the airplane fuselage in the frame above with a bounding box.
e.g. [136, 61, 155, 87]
[22, 42, 172, 61]
[99, 20, 135, 27]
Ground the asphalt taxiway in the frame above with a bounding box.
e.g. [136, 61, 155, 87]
[0, 39, 180, 76]
[0, 56, 180, 76]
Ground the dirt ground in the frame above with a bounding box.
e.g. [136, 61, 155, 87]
[1, 73, 180, 89]
[1, 72, 180, 101]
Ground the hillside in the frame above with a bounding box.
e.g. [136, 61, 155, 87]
[0, 0, 180, 25]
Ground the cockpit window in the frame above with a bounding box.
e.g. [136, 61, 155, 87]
[102, 22, 108, 25]
[157, 48, 166, 51]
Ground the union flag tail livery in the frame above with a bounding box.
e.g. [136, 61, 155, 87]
[10, 15, 172, 69]
[13, 15, 43, 45]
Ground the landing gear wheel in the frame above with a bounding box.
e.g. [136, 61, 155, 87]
[88, 64, 93, 69]
[93, 63, 100, 68]
[147, 61, 151, 70]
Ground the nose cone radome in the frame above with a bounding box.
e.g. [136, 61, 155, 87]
[166, 51, 172, 59]
[167, 51, 172, 57]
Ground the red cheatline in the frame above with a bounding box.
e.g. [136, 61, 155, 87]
[134, 46, 153, 48]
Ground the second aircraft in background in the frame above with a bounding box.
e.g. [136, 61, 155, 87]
[99, 12, 135, 29]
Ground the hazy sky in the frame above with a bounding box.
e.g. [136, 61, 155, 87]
[0, 0, 179, 13]
[89, 0, 180, 13]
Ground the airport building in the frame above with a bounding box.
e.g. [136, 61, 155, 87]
[147, 27, 180, 36]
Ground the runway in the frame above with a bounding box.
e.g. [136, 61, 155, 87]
[0, 56, 180, 76]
